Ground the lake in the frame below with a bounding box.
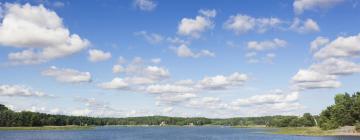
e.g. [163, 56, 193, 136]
[0, 126, 358, 140]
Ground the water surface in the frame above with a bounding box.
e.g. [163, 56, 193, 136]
[0, 126, 358, 140]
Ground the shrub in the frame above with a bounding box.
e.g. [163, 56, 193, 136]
[355, 122, 360, 132]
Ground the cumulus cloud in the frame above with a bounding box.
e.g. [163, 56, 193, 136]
[0, 3, 89, 64]
[42, 66, 92, 83]
[134, 0, 157, 11]
[112, 64, 124, 74]
[314, 34, 360, 60]
[146, 84, 195, 94]
[0, 84, 48, 97]
[198, 72, 248, 90]
[290, 18, 320, 33]
[88, 49, 112, 62]
[101, 57, 171, 90]
[223, 14, 282, 35]
[231, 90, 299, 107]
[309, 58, 360, 75]
[247, 38, 287, 51]
[292, 69, 341, 89]
[98, 77, 129, 90]
[134, 31, 163, 44]
[310, 36, 330, 52]
[293, 0, 344, 15]
[172, 44, 215, 58]
[177, 9, 216, 38]
[156, 93, 197, 105]
[291, 34, 360, 90]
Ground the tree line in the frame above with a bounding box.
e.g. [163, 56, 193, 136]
[0, 104, 315, 127]
[0, 91, 359, 130]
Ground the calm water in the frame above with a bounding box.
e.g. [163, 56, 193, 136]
[0, 126, 358, 140]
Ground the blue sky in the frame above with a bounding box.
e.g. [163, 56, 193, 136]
[0, 0, 360, 118]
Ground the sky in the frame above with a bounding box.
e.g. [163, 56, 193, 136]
[0, 0, 360, 118]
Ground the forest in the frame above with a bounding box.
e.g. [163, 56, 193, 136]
[1, 92, 359, 130]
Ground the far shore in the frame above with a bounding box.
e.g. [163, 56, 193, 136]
[0, 125, 95, 131]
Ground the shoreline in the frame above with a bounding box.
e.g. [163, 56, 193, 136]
[271, 127, 360, 137]
[0, 125, 95, 131]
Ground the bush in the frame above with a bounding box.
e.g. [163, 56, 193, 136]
[355, 122, 360, 132]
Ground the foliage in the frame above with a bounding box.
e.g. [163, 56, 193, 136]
[318, 92, 360, 130]
[0, 104, 317, 127]
[355, 122, 360, 132]
[1, 92, 359, 130]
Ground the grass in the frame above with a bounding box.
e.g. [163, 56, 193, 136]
[272, 127, 334, 136]
[231, 125, 267, 128]
[0, 125, 95, 131]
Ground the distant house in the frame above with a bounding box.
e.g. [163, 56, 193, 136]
[160, 121, 166, 126]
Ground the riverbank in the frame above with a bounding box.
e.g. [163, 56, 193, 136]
[0, 125, 95, 131]
[231, 125, 267, 128]
[272, 126, 360, 136]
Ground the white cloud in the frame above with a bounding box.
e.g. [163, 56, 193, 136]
[310, 36, 330, 52]
[145, 66, 170, 79]
[198, 72, 248, 90]
[134, 31, 163, 44]
[291, 34, 360, 90]
[98, 77, 129, 90]
[124, 76, 157, 85]
[166, 37, 190, 46]
[104, 57, 171, 88]
[223, 14, 282, 35]
[310, 58, 360, 75]
[156, 93, 197, 105]
[293, 0, 344, 15]
[146, 84, 195, 94]
[290, 18, 320, 33]
[187, 97, 227, 109]
[198, 9, 216, 18]
[70, 108, 92, 116]
[314, 33, 360, 60]
[0, 84, 48, 97]
[247, 38, 287, 51]
[112, 64, 124, 74]
[177, 9, 216, 38]
[0, 3, 89, 64]
[231, 90, 299, 107]
[134, 0, 157, 11]
[292, 69, 341, 89]
[162, 107, 174, 113]
[88, 49, 112, 62]
[42, 66, 92, 83]
[172, 44, 215, 58]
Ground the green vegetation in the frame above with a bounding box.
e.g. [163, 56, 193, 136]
[0, 125, 94, 131]
[0, 103, 315, 128]
[0, 91, 359, 134]
[273, 127, 333, 136]
[318, 92, 360, 130]
[355, 122, 360, 132]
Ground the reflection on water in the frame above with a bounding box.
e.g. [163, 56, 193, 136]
[0, 126, 358, 140]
